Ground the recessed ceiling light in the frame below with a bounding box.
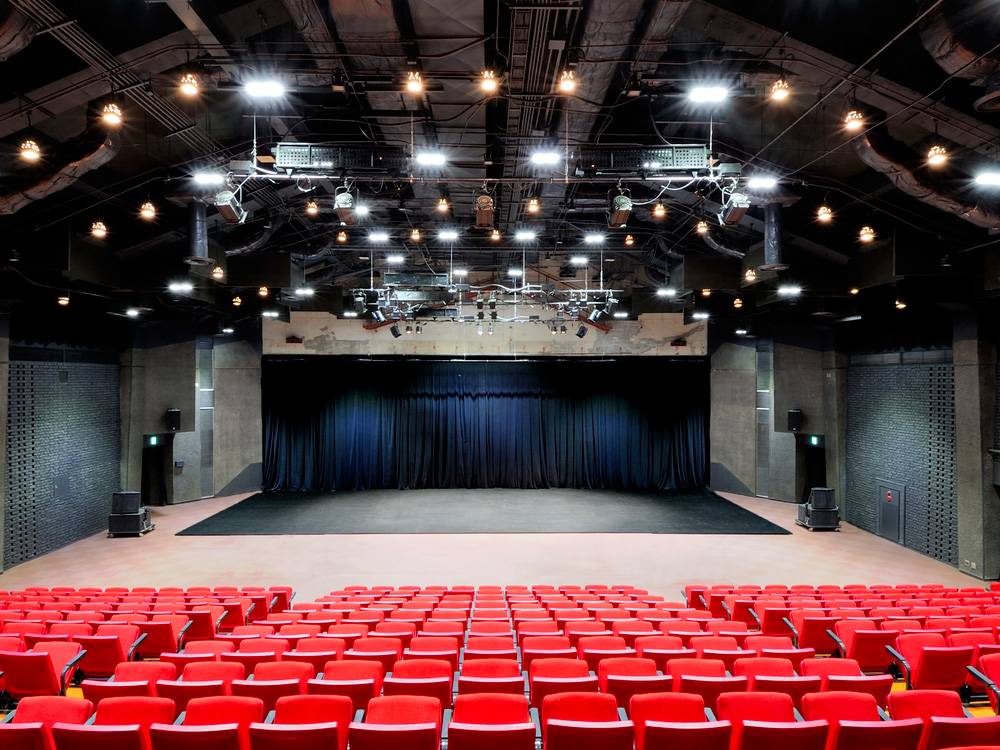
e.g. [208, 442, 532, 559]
[508, 268, 524, 277]
[747, 176, 777, 189]
[656, 288, 676, 297]
[439, 230, 459, 240]
[295, 288, 314, 296]
[583, 234, 604, 244]
[386, 255, 405, 263]
[168, 282, 193, 293]
[975, 172, 1000, 185]
[692, 311, 710, 319]
[689, 86, 727, 102]
[369, 232, 389, 242]
[245, 81, 284, 97]
[613, 311, 628, 318]
[778, 285, 802, 295]
[570, 256, 588, 265]
[515, 231, 535, 241]
[531, 152, 560, 164]
[453, 269, 468, 277]
[193, 172, 225, 185]
[343, 311, 359, 318]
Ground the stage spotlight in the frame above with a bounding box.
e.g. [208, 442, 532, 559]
[588, 308, 604, 322]
[214, 190, 247, 225]
[475, 192, 494, 228]
[609, 194, 632, 227]
[389, 324, 402, 338]
[372, 309, 387, 323]
[576, 325, 588, 338]
[335, 191, 358, 225]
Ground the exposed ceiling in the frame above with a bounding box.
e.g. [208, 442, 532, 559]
[2, 0, 1000, 341]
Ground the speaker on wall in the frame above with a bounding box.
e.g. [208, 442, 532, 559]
[165, 408, 181, 431]
[787, 409, 804, 432]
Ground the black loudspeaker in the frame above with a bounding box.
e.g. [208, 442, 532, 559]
[108, 508, 153, 535]
[809, 487, 836, 510]
[787, 409, 804, 432]
[165, 408, 181, 431]
[112, 491, 141, 514]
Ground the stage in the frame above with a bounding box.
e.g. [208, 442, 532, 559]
[177, 487, 790, 536]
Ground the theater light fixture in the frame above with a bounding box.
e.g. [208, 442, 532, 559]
[101, 103, 122, 125]
[453, 269, 468, 277]
[387, 254, 405, 263]
[168, 282, 193, 293]
[515, 230, 535, 241]
[745, 268, 757, 282]
[576, 325, 588, 338]
[91, 221, 107, 238]
[625, 235, 634, 246]
[656, 288, 676, 297]
[306, 200, 318, 215]
[57, 295, 70, 306]
[194, 172, 225, 185]
[895, 298, 907, 310]
[477, 324, 484, 336]
[927, 145, 947, 166]
[481, 70, 497, 91]
[262, 310, 280, 319]
[410, 228, 421, 242]
[211, 266, 224, 280]
[258, 286, 269, 297]
[859, 225, 875, 242]
[214, 190, 246, 225]
[570, 256, 588, 265]
[416, 152, 445, 166]
[584, 234, 603, 244]
[245, 80, 284, 97]
[232, 296, 242, 307]
[20, 139, 40, 160]
[437, 197, 449, 212]
[609, 194, 632, 227]
[531, 151, 560, 165]
[406, 71, 423, 92]
[747, 175, 777, 189]
[439, 230, 458, 241]
[696, 220, 709, 234]
[701, 288, 712, 297]
[653, 203, 666, 218]
[370, 232, 389, 242]
[475, 193, 495, 228]
[126, 308, 140, 318]
[844, 110, 864, 130]
[491, 228, 501, 241]
[405, 324, 413, 335]
[692, 311, 710, 320]
[975, 172, 1000, 185]
[849, 287, 860, 295]
[559, 70, 575, 92]
[733, 298, 743, 308]
[817, 204, 833, 222]
[140, 201, 156, 219]
[180, 73, 199, 95]
[527, 197, 540, 213]
[295, 288, 314, 296]
[778, 285, 802, 296]
[771, 79, 790, 100]
[390, 323, 402, 337]
[337, 231, 347, 243]
[689, 86, 727, 102]
[335, 191, 358, 225]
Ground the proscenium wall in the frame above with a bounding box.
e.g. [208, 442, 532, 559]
[4, 358, 120, 568]
[845, 359, 957, 565]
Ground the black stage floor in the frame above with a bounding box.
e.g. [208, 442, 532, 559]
[177, 487, 790, 536]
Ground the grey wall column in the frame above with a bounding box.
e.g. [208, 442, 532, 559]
[822, 348, 849, 514]
[0, 315, 8, 573]
[953, 310, 999, 579]
[710, 338, 757, 495]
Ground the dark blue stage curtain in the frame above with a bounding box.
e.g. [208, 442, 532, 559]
[262, 357, 707, 491]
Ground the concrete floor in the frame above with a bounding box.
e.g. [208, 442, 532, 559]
[0, 492, 984, 602]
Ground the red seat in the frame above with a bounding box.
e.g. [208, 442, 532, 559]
[667, 657, 747, 714]
[832, 621, 898, 673]
[630, 692, 732, 750]
[306, 659, 382, 712]
[733, 656, 821, 710]
[522, 637, 576, 671]
[799, 657, 894, 707]
[891, 632, 975, 694]
[135, 618, 190, 660]
[576, 635, 635, 672]
[786, 614, 842, 655]
[889, 687, 1000, 750]
[716, 691, 829, 750]
[344, 637, 403, 673]
[598, 657, 672, 716]
[382, 658, 452, 710]
[0, 643, 85, 701]
[800, 692, 923, 750]
[348, 695, 441, 750]
[462, 636, 518, 661]
[220, 638, 290, 675]
[53, 696, 176, 750]
[182, 696, 264, 750]
[540, 691, 633, 750]
[0, 696, 93, 750]
[75, 625, 144, 680]
[634, 635, 694, 672]
[404, 637, 459, 673]
[282, 637, 344, 676]
[149, 723, 242, 750]
[528, 658, 598, 719]
[231, 661, 312, 714]
[155, 662, 246, 716]
[446, 693, 536, 750]
[455, 658, 525, 696]
[81, 661, 176, 704]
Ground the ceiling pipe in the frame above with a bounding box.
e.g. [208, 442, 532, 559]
[0, 127, 120, 214]
[224, 215, 286, 256]
[759, 203, 789, 271]
[0, 2, 36, 61]
[852, 120, 1000, 230]
[183, 201, 214, 266]
[701, 230, 746, 259]
[918, 0, 1000, 92]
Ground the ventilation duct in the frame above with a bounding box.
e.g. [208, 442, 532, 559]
[0, 128, 121, 214]
[224, 215, 286, 256]
[852, 121, 1000, 230]
[759, 203, 789, 271]
[701, 230, 746, 259]
[183, 202, 214, 266]
[0, 4, 36, 61]
[919, 0, 1000, 108]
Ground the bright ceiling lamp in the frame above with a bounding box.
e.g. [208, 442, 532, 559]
[625, 235, 634, 245]
[656, 288, 676, 297]
[168, 281, 193, 293]
[745, 268, 757, 281]
[733, 298, 743, 308]
[20, 139, 40, 160]
[844, 110, 864, 130]
[559, 70, 575, 92]
[701, 288, 712, 297]
[258, 286, 269, 297]
[817, 204, 833, 222]
[140, 201, 156, 219]
[653, 203, 666, 217]
[689, 86, 727, 102]
[57, 295, 70, 306]
[406, 71, 422, 92]
[126, 308, 140, 318]
[91, 221, 107, 238]
[295, 288, 314, 296]
[859, 225, 876, 242]
[526, 197, 540, 213]
[245, 80, 284, 97]
[180, 73, 199, 95]
[437, 198, 449, 212]
[101, 103, 122, 125]
[508, 268, 523, 277]
[416, 152, 445, 166]
[584, 234, 603, 244]
[975, 172, 1000, 185]
[481, 70, 497, 91]
[570, 256, 588, 265]
[439, 230, 459, 240]
[369, 232, 389, 242]
[747, 175, 777, 189]
[696, 220, 709, 234]
[895, 297, 907, 310]
[692, 311, 709, 320]
[531, 151, 560, 164]
[778, 285, 801, 295]
[194, 172, 225, 185]
[515, 230, 535, 241]
[771, 79, 790, 100]
[337, 231, 347, 242]
[410, 228, 421, 241]
[211, 266, 224, 280]
[452, 269, 468, 277]
[491, 228, 501, 241]
[232, 296, 242, 307]
[927, 145, 948, 166]
[305, 200, 318, 215]
[386, 254, 405, 263]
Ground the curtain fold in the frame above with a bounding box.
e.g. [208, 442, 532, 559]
[262, 357, 708, 491]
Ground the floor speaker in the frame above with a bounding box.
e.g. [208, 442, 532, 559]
[112, 491, 141, 514]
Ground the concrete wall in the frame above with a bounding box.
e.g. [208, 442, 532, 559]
[709, 338, 756, 495]
[262, 312, 708, 357]
[214, 337, 262, 495]
[0, 316, 8, 573]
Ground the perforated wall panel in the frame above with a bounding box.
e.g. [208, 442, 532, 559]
[845, 364, 957, 565]
[4, 361, 121, 568]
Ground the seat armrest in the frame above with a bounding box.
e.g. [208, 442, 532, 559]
[722, 601, 732, 616]
[530, 707, 542, 738]
[886, 646, 910, 687]
[264, 710, 275, 723]
[215, 612, 226, 630]
[826, 629, 845, 657]
[618, 707, 628, 721]
[85, 715, 96, 725]
[698, 593, 708, 609]
[793, 708, 804, 721]
[441, 709, 452, 739]
[877, 707, 890, 721]
[128, 633, 148, 660]
[750, 610, 761, 626]
[353, 709, 364, 723]
[0, 709, 14, 724]
[968, 663, 1000, 708]
[174, 711, 186, 725]
[705, 708, 717, 721]
[245, 602, 256, 621]
[783, 618, 799, 646]
[61, 649, 87, 692]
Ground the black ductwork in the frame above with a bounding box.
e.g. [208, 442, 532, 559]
[701, 230, 746, 259]
[0, 128, 121, 214]
[853, 121, 1000, 230]
[919, 0, 1000, 86]
[224, 215, 286, 256]
[0, 3, 35, 61]
[760, 203, 789, 271]
[183, 202, 214, 266]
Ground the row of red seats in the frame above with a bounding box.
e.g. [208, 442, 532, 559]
[5, 687, 1000, 750]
